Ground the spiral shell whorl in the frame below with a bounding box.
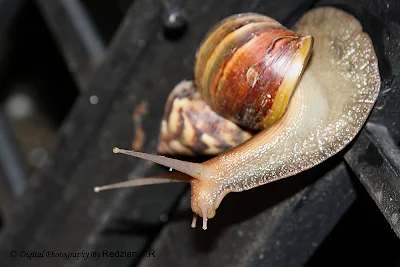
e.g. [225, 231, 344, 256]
[195, 13, 313, 130]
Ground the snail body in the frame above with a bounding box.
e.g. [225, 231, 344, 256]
[95, 7, 381, 230]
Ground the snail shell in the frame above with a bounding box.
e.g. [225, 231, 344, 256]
[195, 13, 313, 130]
[158, 80, 254, 156]
[158, 14, 313, 155]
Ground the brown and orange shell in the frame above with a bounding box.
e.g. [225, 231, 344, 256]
[158, 80, 254, 156]
[195, 13, 313, 130]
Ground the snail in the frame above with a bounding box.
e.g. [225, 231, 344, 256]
[94, 7, 381, 230]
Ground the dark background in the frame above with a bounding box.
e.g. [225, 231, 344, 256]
[0, 0, 399, 266]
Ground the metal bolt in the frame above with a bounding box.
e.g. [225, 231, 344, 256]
[159, 0, 187, 38]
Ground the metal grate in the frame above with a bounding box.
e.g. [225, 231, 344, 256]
[0, 0, 399, 266]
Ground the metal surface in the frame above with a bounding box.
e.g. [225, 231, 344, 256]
[0, 114, 27, 198]
[35, 0, 105, 90]
[0, 0, 399, 266]
[0, 114, 28, 222]
[59, 0, 105, 63]
[345, 123, 400, 237]
[159, 0, 187, 39]
[0, 0, 184, 266]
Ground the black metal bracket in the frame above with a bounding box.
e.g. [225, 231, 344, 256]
[345, 123, 400, 238]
